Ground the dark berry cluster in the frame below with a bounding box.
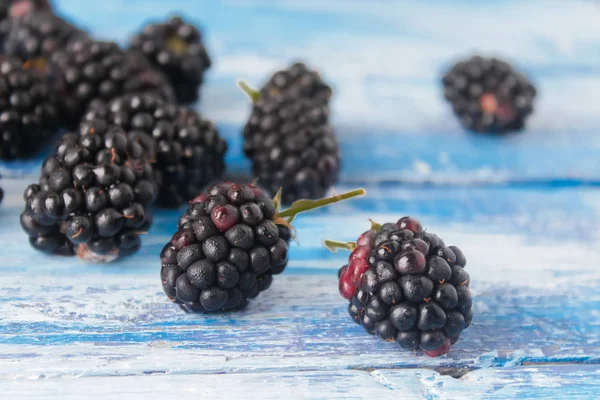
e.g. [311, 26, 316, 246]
[3, 11, 87, 60]
[336, 217, 473, 357]
[51, 38, 175, 127]
[160, 182, 291, 312]
[242, 63, 339, 204]
[442, 55, 536, 134]
[84, 93, 227, 208]
[0, 55, 59, 159]
[129, 15, 211, 104]
[259, 62, 332, 104]
[0, 0, 51, 44]
[20, 119, 157, 261]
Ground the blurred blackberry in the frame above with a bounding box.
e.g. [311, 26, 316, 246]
[51, 38, 175, 128]
[20, 119, 158, 261]
[333, 217, 473, 357]
[442, 55, 536, 134]
[2, 11, 87, 60]
[1, 0, 51, 43]
[129, 15, 210, 104]
[84, 93, 227, 207]
[162, 183, 365, 312]
[259, 62, 332, 104]
[241, 67, 339, 204]
[0, 55, 59, 159]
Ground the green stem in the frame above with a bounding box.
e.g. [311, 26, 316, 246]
[276, 188, 366, 220]
[369, 219, 382, 232]
[324, 240, 357, 253]
[237, 80, 261, 103]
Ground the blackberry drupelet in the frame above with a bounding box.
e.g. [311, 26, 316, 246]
[442, 55, 536, 134]
[20, 119, 157, 261]
[240, 67, 339, 204]
[51, 38, 175, 128]
[129, 15, 211, 104]
[161, 182, 365, 313]
[3, 11, 87, 60]
[0, 55, 59, 159]
[258, 62, 332, 105]
[84, 93, 227, 208]
[329, 217, 473, 357]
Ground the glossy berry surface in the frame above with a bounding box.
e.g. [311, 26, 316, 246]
[243, 62, 339, 204]
[20, 120, 157, 261]
[0, 55, 59, 159]
[85, 93, 227, 207]
[51, 38, 175, 127]
[442, 55, 536, 134]
[338, 217, 473, 356]
[161, 182, 291, 313]
[128, 15, 210, 104]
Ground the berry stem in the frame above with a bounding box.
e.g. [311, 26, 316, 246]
[369, 219, 382, 232]
[324, 240, 357, 252]
[237, 80, 261, 103]
[276, 188, 366, 220]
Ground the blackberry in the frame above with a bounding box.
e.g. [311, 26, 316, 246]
[0, 0, 51, 44]
[129, 15, 211, 104]
[3, 11, 87, 60]
[239, 65, 339, 204]
[442, 55, 536, 134]
[84, 93, 227, 208]
[161, 183, 365, 313]
[329, 217, 473, 357]
[0, 55, 59, 159]
[20, 119, 157, 261]
[51, 38, 175, 128]
[259, 62, 332, 104]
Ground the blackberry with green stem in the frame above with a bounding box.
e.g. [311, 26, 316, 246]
[328, 216, 473, 357]
[239, 76, 339, 204]
[442, 55, 536, 134]
[20, 119, 157, 261]
[128, 15, 210, 104]
[84, 92, 227, 208]
[161, 183, 365, 313]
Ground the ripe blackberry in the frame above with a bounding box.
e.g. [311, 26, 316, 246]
[84, 93, 227, 208]
[129, 15, 211, 104]
[51, 38, 175, 128]
[442, 55, 536, 134]
[0, 0, 51, 42]
[0, 55, 59, 159]
[161, 183, 365, 313]
[239, 66, 339, 204]
[329, 217, 473, 357]
[2, 11, 87, 60]
[259, 62, 332, 104]
[20, 119, 157, 261]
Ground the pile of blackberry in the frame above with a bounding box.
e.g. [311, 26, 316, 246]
[20, 120, 157, 260]
[334, 217, 473, 357]
[442, 55, 536, 134]
[51, 38, 175, 127]
[129, 15, 211, 104]
[3, 11, 87, 60]
[84, 93, 227, 208]
[161, 182, 365, 312]
[0, 55, 59, 159]
[242, 63, 340, 204]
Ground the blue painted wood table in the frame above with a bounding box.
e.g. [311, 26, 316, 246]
[1, 1, 600, 398]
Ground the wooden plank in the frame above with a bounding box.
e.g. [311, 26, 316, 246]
[1, 179, 599, 379]
[378, 365, 600, 399]
[1, 366, 599, 399]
